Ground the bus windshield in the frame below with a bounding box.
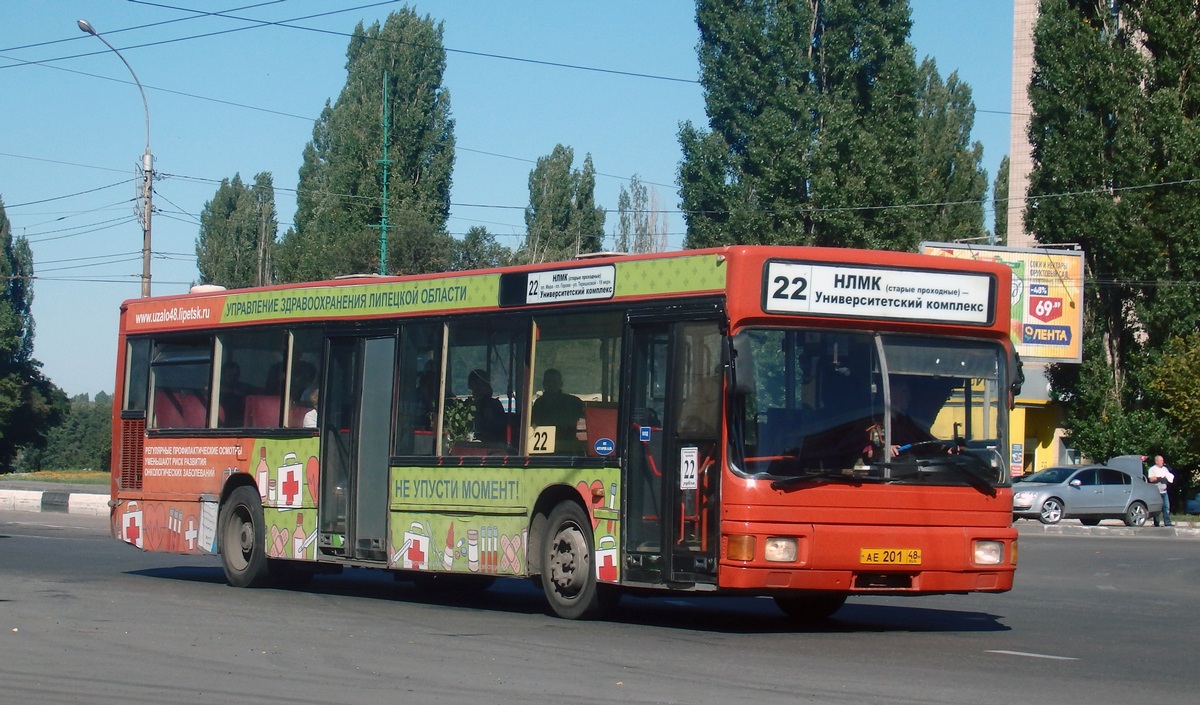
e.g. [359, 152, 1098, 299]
[733, 329, 1008, 489]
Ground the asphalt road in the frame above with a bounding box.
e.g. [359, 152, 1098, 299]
[1, 511, 1196, 705]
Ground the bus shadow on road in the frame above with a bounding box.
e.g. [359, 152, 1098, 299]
[128, 564, 1010, 634]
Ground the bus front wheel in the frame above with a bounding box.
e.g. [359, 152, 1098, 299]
[540, 502, 604, 620]
[774, 592, 847, 623]
[219, 485, 271, 588]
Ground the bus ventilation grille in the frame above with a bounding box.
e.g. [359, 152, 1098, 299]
[120, 417, 145, 490]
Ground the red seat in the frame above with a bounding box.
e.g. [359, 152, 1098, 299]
[584, 405, 618, 457]
[244, 394, 282, 427]
[289, 405, 314, 428]
[154, 389, 207, 428]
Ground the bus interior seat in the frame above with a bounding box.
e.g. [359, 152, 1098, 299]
[289, 405, 313, 428]
[244, 394, 282, 427]
[154, 389, 207, 428]
[583, 404, 618, 456]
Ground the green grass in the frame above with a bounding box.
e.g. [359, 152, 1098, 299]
[2, 470, 109, 485]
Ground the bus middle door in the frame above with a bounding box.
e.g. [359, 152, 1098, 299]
[318, 334, 396, 562]
[624, 316, 720, 587]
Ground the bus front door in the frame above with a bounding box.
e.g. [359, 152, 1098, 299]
[624, 319, 719, 587]
[318, 335, 396, 562]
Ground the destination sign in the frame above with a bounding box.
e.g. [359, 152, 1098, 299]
[762, 261, 995, 325]
[498, 264, 616, 307]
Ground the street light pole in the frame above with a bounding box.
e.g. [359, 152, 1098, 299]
[77, 19, 153, 297]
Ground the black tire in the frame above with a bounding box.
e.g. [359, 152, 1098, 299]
[1038, 498, 1064, 525]
[219, 485, 271, 587]
[775, 592, 848, 622]
[540, 502, 606, 620]
[1124, 501, 1149, 527]
[1078, 517, 1101, 526]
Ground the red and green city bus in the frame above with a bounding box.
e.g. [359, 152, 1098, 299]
[110, 245, 1020, 620]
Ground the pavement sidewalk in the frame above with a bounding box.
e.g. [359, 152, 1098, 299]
[0, 480, 109, 517]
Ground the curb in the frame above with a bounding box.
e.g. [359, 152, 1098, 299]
[1015, 519, 1200, 539]
[0, 488, 109, 517]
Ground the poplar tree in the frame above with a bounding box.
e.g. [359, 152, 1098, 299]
[0, 198, 65, 469]
[277, 8, 456, 281]
[679, 1, 988, 251]
[680, 0, 925, 250]
[522, 145, 605, 261]
[914, 59, 987, 244]
[1028, 0, 1200, 474]
[616, 175, 668, 254]
[196, 172, 277, 289]
[992, 155, 1009, 244]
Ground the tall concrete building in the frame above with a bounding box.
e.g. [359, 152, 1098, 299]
[1007, 0, 1038, 248]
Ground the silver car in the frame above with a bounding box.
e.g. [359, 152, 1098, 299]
[1012, 465, 1163, 526]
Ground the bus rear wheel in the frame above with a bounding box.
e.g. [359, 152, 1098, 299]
[540, 502, 605, 620]
[219, 485, 271, 588]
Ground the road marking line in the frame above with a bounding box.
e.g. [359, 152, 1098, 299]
[986, 650, 1079, 661]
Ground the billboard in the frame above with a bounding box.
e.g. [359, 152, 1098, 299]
[921, 242, 1084, 362]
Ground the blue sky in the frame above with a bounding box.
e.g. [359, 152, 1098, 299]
[0, 1, 1013, 397]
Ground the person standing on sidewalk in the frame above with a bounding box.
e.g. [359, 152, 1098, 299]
[1148, 454, 1175, 527]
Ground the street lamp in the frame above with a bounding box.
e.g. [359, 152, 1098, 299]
[78, 19, 154, 297]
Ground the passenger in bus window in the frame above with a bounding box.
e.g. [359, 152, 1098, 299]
[220, 361, 249, 426]
[415, 361, 439, 430]
[532, 368, 585, 454]
[302, 387, 319, 428]
[467, 369, 506, 443]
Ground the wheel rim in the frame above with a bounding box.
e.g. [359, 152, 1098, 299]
[1041, 500, 1062, 523]
[547, 520, 591, 601]
[1130, 504, 1147, 525]
[225, 505, 254, 571]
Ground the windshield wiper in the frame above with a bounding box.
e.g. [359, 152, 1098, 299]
[770, 469, 877, 490]
[887, 455, 997, 497]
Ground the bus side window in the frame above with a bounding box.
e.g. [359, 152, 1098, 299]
[529, 312, 623, 457]
[395, 323, 443, 456]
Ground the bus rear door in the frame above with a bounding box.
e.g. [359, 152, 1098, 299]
[318, 334, 396, 562]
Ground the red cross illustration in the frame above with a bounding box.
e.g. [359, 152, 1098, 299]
[125, 515, 141, 545]
[407, 541, 426, 565]
[598, 551, 616, 581]
[282, 471, 300, 506]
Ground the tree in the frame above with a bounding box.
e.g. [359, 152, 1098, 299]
[1148, 333, 1200, 503]
[18, 392, 112, 472]
[615, 175, 669, 254]
[452, 226, 512, 271]
[1027, 1, 1200, 470]
[0, 197, 66, 470]
[196, 172, 278, 289]
[522, 145, 606, 261]
[992, 155, 1009, 244]
[681, 1, 928, 250]
[276, 8, 457, 281]
[913, 59, 987, 244]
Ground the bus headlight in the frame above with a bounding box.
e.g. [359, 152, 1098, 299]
[973, 540, 1004, 566]
[764, 537, 797, 562]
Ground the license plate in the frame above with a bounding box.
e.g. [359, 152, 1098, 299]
[860, 548, 922, 565]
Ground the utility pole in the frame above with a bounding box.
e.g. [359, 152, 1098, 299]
[78, 19, 154, 296]
[373, 70, 392, 275]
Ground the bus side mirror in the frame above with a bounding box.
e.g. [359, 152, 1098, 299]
[731, 333, 755, 394]
[1008, 350, 1024, 410]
